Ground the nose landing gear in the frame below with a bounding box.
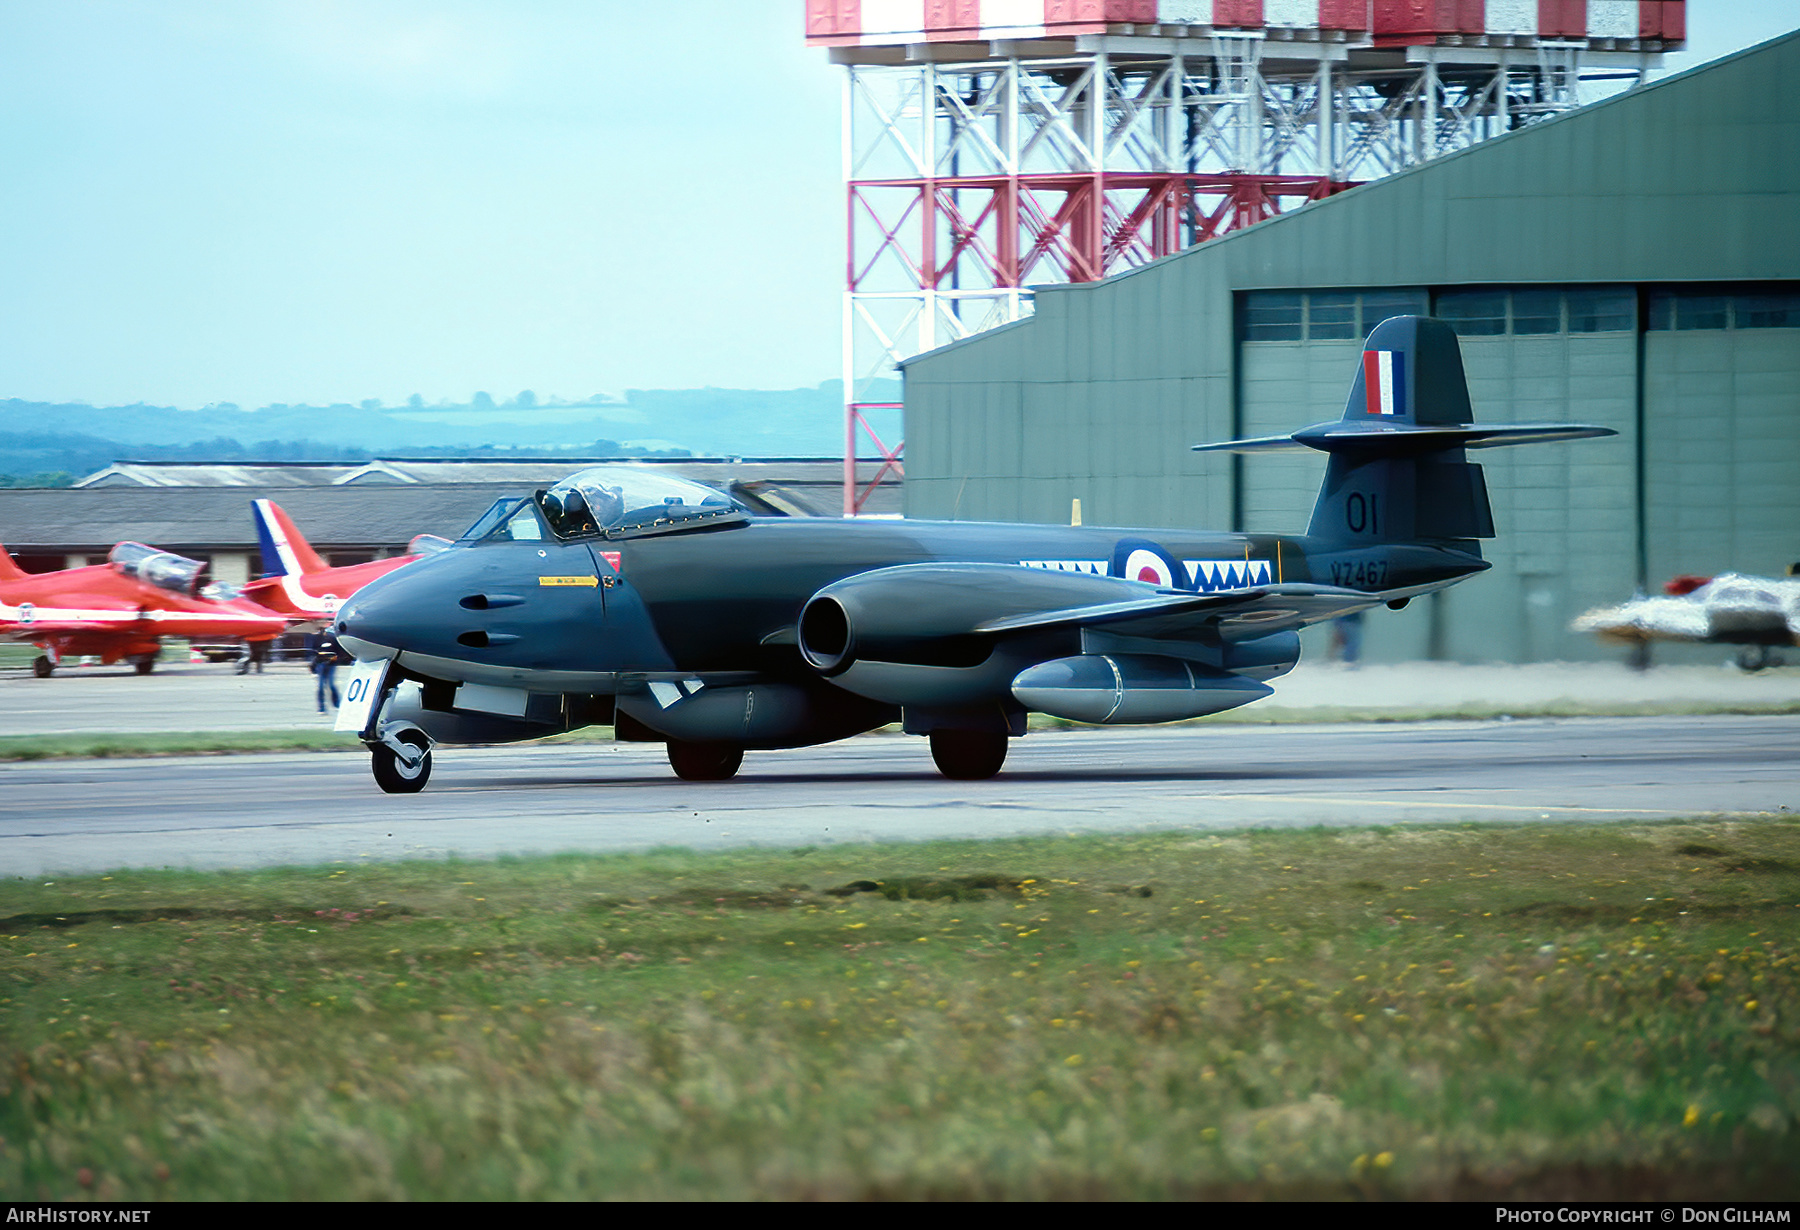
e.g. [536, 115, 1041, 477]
[342, 659, 436, 793]
[370, 722, 433, 794]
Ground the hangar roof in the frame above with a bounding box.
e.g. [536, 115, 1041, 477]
[0, 485, 529, 555]
[76, 457, 862, 490]
[77, 463, 364, 488]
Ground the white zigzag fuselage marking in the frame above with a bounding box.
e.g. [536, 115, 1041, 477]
[1183, 560, 1274, 593]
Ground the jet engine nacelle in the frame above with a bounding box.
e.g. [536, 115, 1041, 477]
[798, 572, 1008, 678]
[1010, 653, 1272, 724]
[798, 565, 1098, 709]
[109, 542, 206, 596]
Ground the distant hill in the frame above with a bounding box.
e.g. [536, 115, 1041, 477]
[0, 379, 903, 485]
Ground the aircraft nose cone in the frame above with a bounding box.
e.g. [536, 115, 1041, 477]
[333, 544, 515, 663]
[336, 581, 415, 661]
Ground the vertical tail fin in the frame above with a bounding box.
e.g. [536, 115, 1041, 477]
[252, 499, 329, 577]
[1192, 315, 1615, 548]
[0, 546, 27, 582]
[1308, 315, 1492, 546]
[1341, 314, 1473, 428]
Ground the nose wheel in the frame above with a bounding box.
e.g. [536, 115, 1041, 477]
[371, 728, 433, 793]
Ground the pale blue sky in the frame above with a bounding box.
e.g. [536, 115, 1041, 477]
[0, 2, 1793, 411]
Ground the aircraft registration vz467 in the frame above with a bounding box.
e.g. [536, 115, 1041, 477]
[334, 316, 1613, 793]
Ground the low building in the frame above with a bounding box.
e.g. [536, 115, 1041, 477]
[1, 458, 900, 581]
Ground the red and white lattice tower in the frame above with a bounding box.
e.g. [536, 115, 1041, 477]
[806, 1, 1684, 514]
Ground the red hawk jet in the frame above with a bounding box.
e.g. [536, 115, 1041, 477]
[240, 499, 448, 625]
[1, 542, 287, 677]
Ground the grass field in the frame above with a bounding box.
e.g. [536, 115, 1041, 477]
[0, 645, 43, 671]
[3, 818, 1797, 1200]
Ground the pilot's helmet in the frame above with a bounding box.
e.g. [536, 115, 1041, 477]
[544, 486, 595, 535]
[582, 482, 625, 527]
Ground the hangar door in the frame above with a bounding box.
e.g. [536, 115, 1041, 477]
[1642, 288, 1800, 592]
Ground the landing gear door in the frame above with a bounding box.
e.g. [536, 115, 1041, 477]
[335, 658, 392, 736]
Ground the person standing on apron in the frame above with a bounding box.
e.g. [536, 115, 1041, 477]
[314, 629, 343, 712]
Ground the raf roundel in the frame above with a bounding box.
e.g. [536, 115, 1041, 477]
[1109, 538, 1189, 589]
[1118, 546, 1179, 589]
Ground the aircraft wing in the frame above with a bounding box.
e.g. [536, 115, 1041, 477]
[1572, 596, 1718, 642]
[809, 563, 1385, 654]
[2, 618, 132, 639]
[976, 581, 1384, 641]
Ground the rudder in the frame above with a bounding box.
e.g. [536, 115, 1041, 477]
[1307, 316, 1491, 546]
[252, 499, 329, 577]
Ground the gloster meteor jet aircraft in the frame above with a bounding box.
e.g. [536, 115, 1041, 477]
[242, 498, 450, 625]
[1, 542, 286, 677]
[334, 317, 1614, 793]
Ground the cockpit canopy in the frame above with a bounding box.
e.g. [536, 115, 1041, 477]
[458, 467, 745, 545]
[110, 541, 206, 596]
[538, 467, 741, 539]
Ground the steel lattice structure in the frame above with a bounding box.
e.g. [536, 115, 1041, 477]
[810, 3, 1682, 513]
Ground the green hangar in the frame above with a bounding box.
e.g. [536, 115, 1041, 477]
[900, 31, 1800, 666]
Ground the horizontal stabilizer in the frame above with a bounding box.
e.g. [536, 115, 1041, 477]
[1193, 421, 1616, 455]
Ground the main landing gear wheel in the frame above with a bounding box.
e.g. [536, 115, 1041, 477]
[1737, 645, 1781, 672]
[929, 730, 1009, 780]
[666, 740, 744, 781]
[371, 731, 432, 794]
[133, 657, 155, 675]
[31, 656, 53, 679]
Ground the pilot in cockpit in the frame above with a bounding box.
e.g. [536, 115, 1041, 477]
[553, 487, 598, 535]
[544, 478, 627, 537]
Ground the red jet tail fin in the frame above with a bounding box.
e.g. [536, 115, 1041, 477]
[0, 545, 27, 582]
[252, 499, 330, 577]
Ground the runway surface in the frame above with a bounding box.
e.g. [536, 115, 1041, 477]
[3, 715, 1794, 875]
[6, 657, 1800, 735]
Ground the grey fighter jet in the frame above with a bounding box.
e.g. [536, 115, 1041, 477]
[333, 316, 1613, 792]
